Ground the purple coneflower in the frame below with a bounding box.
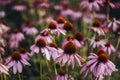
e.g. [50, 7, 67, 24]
[22, 21, 38, 35]
[20, 48, 31, 60]
[63, 21, 74, 32]
[0, 0, 12, 5]
[30, 38, 51, 60]
[48, 42, 63, 61]
[100, 41, 115, 55]
[0, 62, 9, 75]
[54, 69, 74, 80]
[80, 50, 117, 80]
[89, 19, 108, 36]
[6, 51, 30, 74]
[56, 16, 65, 28]
[107, 18, 120, 31]
[89, 36, 105, 48]
[35, 30, 53, 44]
[0, 21, 10, 35]
[79, 0, 103, 11]
[9, 29, 25, 42]
[12, 3, 27, 11]
[0, 10, 5, 18]
[46, 21, 66, 36]
[56, 41, 83, 69]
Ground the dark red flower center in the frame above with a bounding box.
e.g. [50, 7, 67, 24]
[97, 50, 108, 62]
[59, 69, 66, 76]
[57, 16, 65, 24]
[105, 42, 110, 47]
[20, 48, 26, 54]
[13, 29, 19, 33]
[67, 35, 74, 41]
[74, 32, 84, 41]
[92, 20, 101, 27]
[36, 38, 46, 47]
[48, 21, 57, 29]
[50, 42, 58, 49]
[12, 51, 21, 60]
[64, 41, 77, 54]
[95, 37, 100, 42]
[89, 0, 94, 2]
[63, 21, 73, 31]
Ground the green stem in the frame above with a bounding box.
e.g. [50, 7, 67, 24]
[54, 62, 57, 75]
[113, 37, 120, 61]
[18, 73, 21, 80]
[3, 74, 6, 80]
[40, 58, 42, 80]
[46, 60, 53, 80]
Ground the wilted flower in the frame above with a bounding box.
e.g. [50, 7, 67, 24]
[56, 41, 83, 68]
[6, 51, 30, 74]
[80, 50, 117, 80]
[54, 69, 74, 80]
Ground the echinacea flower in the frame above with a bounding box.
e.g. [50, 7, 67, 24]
[0, 62, 9, 75]
[9, 29, 25, 42]
[89, 19, 108, 36]
[107, 18, 120, 31]
[89, 36, 105, 48]
[79, 0, 103, 11]
[74, 32, 86, 48]
[12, 3, 27, 11]
[56, 41, 83, 68]
[30, 38, 51, 60]
[63, 21, 74, 32]
[6, 51, 30, 74]
[35, 30, 53, 44]
[54, 69, 74, 80]
[9, 40, 19, 49]
[0, 21, 10, 35]
[0, 10, 5, 18]
[20, 48, 31, 60]
[80, 50, 117, 80]
[22, 21, 38, 35]
[46, 21, 66, 36]
[56, 16, 65, 28]
[100, 41, 115, 55]
[48, 42, 63, 60]
[0, 0, 12, 5]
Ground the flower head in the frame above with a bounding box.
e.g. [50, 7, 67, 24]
[54, 69, 74, 80]
[56, 41, 83, 68]
[80, 50, 117, 79]
[6, 51, 30, 74]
